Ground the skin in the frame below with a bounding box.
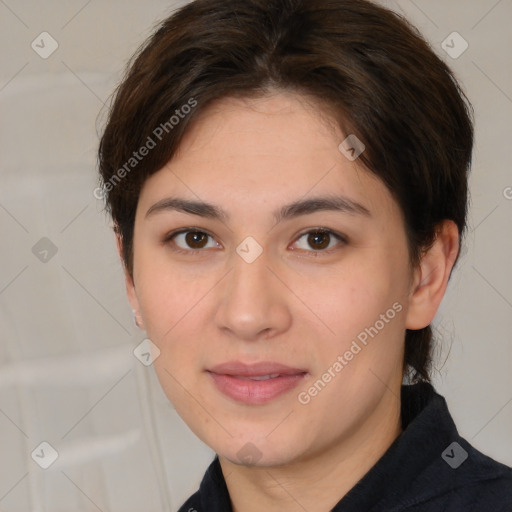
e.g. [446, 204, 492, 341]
[119, 90, 459, 512]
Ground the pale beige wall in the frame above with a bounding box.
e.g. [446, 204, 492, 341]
[1, 1, 510, 510]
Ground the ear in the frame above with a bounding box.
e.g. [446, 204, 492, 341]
[405, 220, 460, 330]
[115, 230, 144, 329]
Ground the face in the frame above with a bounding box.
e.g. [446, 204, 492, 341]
[126, 91, 418, 467]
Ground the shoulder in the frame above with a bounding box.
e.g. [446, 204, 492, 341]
[176, 493, 202, 512]
[175, 456, 232, 512]
[399, 437, 512, 511]
[379, 383, 512, 511]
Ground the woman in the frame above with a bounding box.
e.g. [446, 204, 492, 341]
[97, 0, 512, 510]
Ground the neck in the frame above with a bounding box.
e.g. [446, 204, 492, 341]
[219, 390, 402, 512]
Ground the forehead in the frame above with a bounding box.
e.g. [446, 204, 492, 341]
[176, 91, 340, 161]
[137, 91, 397, 223]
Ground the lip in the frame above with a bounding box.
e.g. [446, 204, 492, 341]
[207, 361, 308, 405]
[208, 361, 308, 377]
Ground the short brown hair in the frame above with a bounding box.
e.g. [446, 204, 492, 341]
[97, 0, 473, 383]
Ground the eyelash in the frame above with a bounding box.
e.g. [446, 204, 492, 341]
[162, 228, 347, 258]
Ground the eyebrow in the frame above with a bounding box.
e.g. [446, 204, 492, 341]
[145, 195, 371, 223]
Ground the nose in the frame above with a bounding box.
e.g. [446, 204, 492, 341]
[214, 247, 292, 342]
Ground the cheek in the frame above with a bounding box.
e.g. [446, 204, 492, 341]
[134, 244, 213, 333]
[304, 257, 408, 388]
[133, 267, 212, 393]
[295, 271, 406, 414]
[138, 266, 212, 410]
[308, 261, 400, 336]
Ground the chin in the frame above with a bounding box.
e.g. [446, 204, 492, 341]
[214, 434, 304, 468]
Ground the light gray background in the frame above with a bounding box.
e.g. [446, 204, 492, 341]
[1, 1, 511, 511]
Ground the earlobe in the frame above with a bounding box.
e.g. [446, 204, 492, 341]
[405, 220, 460, 330]
[132, 309, 144, 329]
[115, 230, 144, 329]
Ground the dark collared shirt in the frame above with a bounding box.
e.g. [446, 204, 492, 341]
[177, 382, 512, 511]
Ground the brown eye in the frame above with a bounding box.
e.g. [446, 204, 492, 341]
[293, 229, 346, 253]
[307, 231, 331, 250]
[168, 230, 219, 252]
[184, 231, 209, 249]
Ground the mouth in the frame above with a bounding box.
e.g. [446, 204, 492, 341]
[232, 374, 282, 381]
[206, 361, 308, 405]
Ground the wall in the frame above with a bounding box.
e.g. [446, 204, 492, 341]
[1, 1, 511, 510]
